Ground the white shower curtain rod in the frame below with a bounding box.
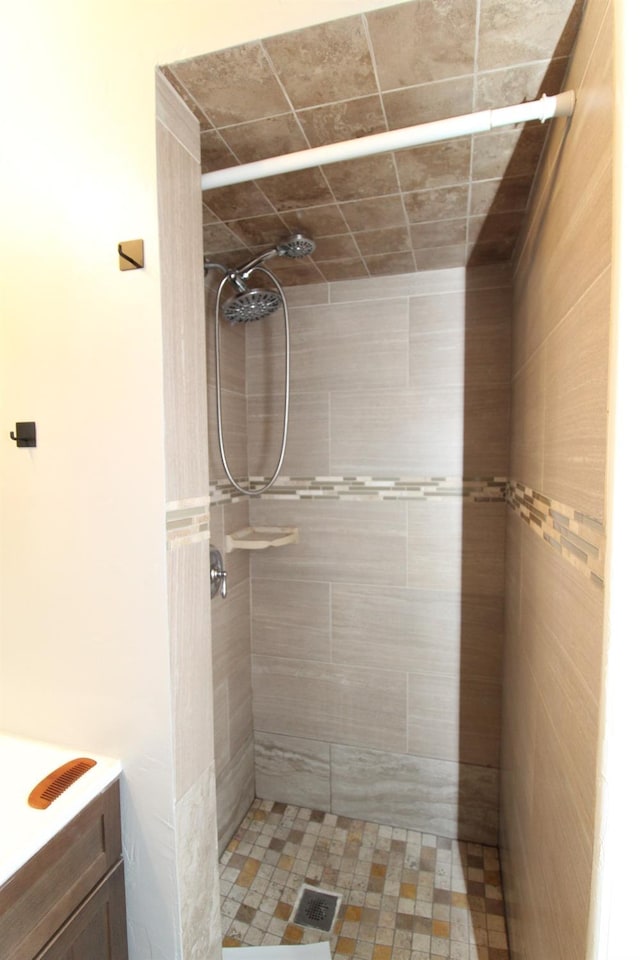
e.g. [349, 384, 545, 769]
[201, 90, 575, 191]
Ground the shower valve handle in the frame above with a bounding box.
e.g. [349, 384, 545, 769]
[210, 548, 228, 600]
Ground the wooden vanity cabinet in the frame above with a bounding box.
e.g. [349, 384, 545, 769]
[0, 780, 128, 960]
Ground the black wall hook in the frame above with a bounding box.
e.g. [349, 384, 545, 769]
[9, 422, 37, 447]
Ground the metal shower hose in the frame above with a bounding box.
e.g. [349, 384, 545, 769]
[213, 265, 290, 497]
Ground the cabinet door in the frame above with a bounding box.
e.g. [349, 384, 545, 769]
[36, 862, 128, 960]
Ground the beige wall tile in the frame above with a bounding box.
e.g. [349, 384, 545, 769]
[245, 299, 409, 395]
[282, 282, 330, 308]
[329, 387, 464, 477]
[329, 266, 466, 302]
[250, 499, 407, 587]
[252, 655, 407, 753]
[254, 731, 331, 810]
[212, 578, 250, 684]
[332, 584, 503, 680]
[206, 297, 246, 397]
[156, 71, 200, 161]
[510, 352, 545, 491]
[168, 540, 214, 800]
[213, 678, 230, 775]
[408, 501, 505, 596]
[208, 385, 247, 483]
[462, 381, 511, 477]
[513, 4, 613, 360]
[176, 764, 221, 960]
[216, 734, 255, 850]
[247, 391, 330, 477]
[408, 672, 501, 768]
[157, 122, 208, 502]
[331, 745, 499, 845]
[542, 268, 611, 520]
[252, 578, 331, 661]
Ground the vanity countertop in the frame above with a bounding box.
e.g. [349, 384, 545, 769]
[0, 732, 121, 886]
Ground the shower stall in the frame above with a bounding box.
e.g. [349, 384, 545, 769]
[157, 1, 613, 957]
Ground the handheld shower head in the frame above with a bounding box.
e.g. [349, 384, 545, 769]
[222, 287, 282, 324]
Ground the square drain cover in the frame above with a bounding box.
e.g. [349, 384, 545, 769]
[293, 885, 341, 932]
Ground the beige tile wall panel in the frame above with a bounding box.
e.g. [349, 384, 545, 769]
[157, 122, 208, 503]
[208, 385, 248, 482]
[156, 69, 200, 160]
[408, 673, 501, 768]
[283, 283, 330, 308]
[529, 706, 595, 960]
[409, 286, 512, 389]
[407, 500, 505, 596]
[250, 499, 407, 586]
[205, 292, 246, 396]
[252, 655, 407, 753]
[513, 2, 613, 369]
[211, 578, 251, 695]
[213, 679, 230, 776]
[331, 583, 503, 680]
[509, 352, 545, 490]
[251, 578, 331, 662]
[247, 392, 330, 477]
[168, 539, 215, 800]
[523, 529, 603, 817]
[542, 267, 611, 521]
[176, 763, 222, 960]
[325, 263, 511, 304]
[245, 299, 409, 396]
[462, 382, 511, 477]
[329, 387, 464, 477]
[331, 745, 499, 845]
[254, 731, 331, 811]
[216, 734, 255, 851]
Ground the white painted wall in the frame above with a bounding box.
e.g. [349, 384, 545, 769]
[0, 1, 409, 957]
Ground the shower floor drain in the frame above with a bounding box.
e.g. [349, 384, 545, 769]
[292, 885, 341, 932]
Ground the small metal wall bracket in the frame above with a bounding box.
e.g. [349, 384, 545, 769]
[9, 421, 37, 447]
[118, 239, 144, 271]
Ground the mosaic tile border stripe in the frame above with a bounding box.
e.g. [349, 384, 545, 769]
[506, 480, 605, 586]
[166, 496, 210, 546]
[210, 476, 507, 505]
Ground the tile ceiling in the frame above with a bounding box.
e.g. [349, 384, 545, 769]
[163, 0, 583, 286]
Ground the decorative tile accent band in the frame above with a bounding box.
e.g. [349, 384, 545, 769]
[166, 496, 210, 546]
[210, 475, 508, 505]
[506, 480, 605, 586]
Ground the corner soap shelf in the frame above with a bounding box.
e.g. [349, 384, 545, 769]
[225, 526, 298, 553]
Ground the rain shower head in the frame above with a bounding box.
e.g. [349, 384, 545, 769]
[276, 233, 316, 258]
[222, 287, 283, 324]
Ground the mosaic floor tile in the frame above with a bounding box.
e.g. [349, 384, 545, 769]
[220, 799, 509, 960]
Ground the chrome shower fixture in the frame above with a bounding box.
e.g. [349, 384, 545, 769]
[223, 287, 283, 324]
[208, 233, 316, 325]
